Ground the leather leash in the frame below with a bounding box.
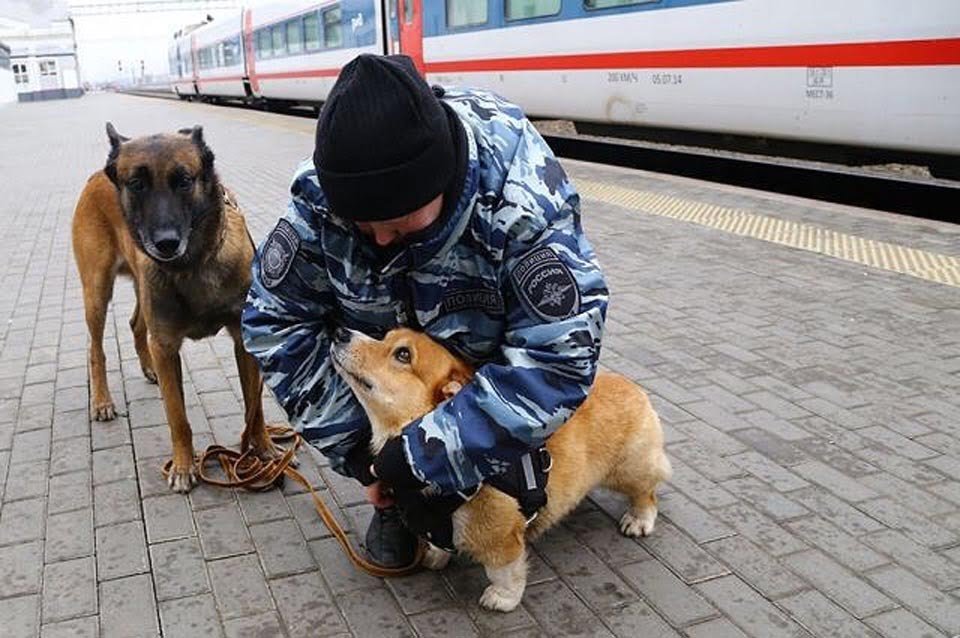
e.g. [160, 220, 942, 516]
[162, 425, 424, 578]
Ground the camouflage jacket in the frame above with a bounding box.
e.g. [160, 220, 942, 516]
[242, 88, 608, 495]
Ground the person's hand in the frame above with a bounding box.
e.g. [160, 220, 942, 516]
[365, 480, 395, 509]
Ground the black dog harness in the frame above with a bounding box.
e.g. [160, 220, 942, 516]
[394, 447, 552, 552]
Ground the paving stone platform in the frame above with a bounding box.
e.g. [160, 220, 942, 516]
[1, 93, 959, 638]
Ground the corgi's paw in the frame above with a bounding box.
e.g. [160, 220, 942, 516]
[421, 543, 451, 571]
[620, 507, 657, 537]
[479, 585, 523, 612]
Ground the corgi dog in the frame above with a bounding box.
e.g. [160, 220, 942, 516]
[331, 327, 671, 612]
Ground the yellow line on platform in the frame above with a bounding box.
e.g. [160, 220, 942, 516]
[578, 179, 960, 288]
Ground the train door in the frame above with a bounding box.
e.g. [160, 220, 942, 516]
[397, 0, 424, 74]
[382, 0, 398, 54]
[242, 8, 259, 98]
[190, 33, 200, 96]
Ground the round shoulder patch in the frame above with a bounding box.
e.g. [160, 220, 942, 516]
[260, 219, 300, 289]
[510, 247, 580, 322]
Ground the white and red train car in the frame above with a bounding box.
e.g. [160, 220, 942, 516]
[169, 0, 960, 158]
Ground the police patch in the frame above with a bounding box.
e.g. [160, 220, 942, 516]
[441, 288, 504, 316]
[260, 219, 300, 289]
[510, 247, 580, 322]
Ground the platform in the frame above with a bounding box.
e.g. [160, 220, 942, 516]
[1, 93, 959, 638]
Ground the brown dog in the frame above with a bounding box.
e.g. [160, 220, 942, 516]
[72, 123, 277, 492]
[331, 327, 672, 611]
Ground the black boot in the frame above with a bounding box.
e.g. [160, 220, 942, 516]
[364, 506, 418, 568]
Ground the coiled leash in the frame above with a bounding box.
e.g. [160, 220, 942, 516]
[162, 425, 425, 578]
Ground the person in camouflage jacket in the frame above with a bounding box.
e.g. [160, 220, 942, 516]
[242, 54, 608, 566]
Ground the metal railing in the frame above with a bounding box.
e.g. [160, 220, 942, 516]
[67, 0, 238, 16]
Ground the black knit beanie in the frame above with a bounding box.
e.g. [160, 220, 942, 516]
[314, 54, 455, 221]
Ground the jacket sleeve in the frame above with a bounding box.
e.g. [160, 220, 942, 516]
[376, 121, 609, 495]
[241, 169, 373, 482]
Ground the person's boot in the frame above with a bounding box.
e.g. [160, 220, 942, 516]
[365, 506, 418, 568]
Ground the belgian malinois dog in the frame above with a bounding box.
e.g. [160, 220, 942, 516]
[72, 123, 279, 492]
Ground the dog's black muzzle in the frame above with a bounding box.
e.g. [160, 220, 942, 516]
[150, 228, 183, 260]
[333, 327, 353, 345]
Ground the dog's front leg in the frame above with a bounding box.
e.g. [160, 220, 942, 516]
[228, 324, 281, 462]
[129, 285, 156, 384]
[81, 276, 117, 421]
[149, 333, 196, 492]
[421, 543, 453, 570]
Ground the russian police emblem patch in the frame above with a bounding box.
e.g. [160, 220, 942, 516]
[510, 247, 580, 322]
[260, 219, 300, 289]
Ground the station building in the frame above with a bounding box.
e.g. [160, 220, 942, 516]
[0, 40, 14, 103]
[0, 16, 82, 102]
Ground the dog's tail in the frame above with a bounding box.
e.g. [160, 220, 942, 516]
[649, 408, 673, 484]
[656, 448, 673, 483]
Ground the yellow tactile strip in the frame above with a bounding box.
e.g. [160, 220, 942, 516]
[578, 179, 960, 288]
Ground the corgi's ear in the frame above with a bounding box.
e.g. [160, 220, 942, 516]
[435, 367, 470, 404]
[440, 380, 463, 400]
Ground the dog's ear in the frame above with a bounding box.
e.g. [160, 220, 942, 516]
[436, 367, 470, 404]
[104, 122, 128, 185]
[106, 122, 129, 147]
[439, 380, 463, 400]
[182, 125, 215, 173]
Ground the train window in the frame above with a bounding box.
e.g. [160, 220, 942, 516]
[304, 12, 321, 51]
[403, 0, 413, 24]
[257, 29, 271, 59]
[323, 6, 342, 49]
[286, 19, 304, 54]
[584, 0, 658, 9]
[447, 0, 487, 27]
[505, 0, 561, 20]
[272, 24, 287, 56]
[223, 36, 241, 66]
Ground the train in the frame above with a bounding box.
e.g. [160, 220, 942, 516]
[169, 0, 960, 168]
